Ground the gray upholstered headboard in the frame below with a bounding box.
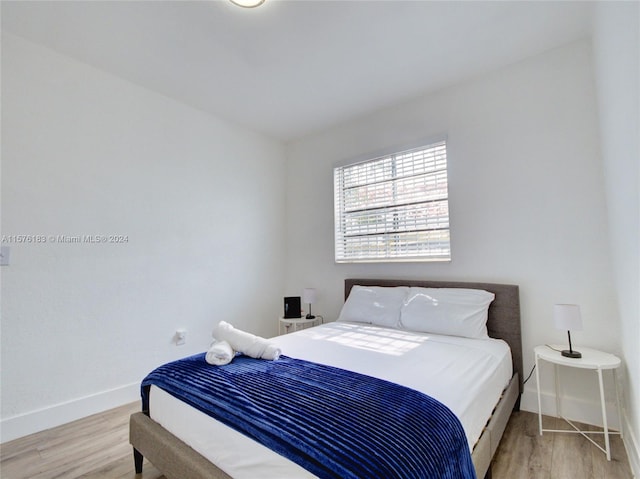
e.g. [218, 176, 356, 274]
[344, 278, 523, 394]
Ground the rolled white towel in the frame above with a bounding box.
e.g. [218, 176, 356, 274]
[205, 340, 235, 366]
[213, 321, 281, 361]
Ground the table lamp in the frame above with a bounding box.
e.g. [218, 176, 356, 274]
[554, 304, 583, 358]
[303, 288, 317, 319]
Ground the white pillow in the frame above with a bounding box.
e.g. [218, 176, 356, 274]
[400, 287, 495, 338]
[337, 286, 409, 328]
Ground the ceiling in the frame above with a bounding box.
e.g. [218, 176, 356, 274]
[1, 0, 593, 142]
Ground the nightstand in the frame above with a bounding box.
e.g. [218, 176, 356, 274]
[534, 344, 623, 460]
[279, 316, 323, 335]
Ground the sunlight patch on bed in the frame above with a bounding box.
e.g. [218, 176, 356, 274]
[317, 323, 429, 355]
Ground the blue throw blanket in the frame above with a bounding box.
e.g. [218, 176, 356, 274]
[141, 354, 476, 479]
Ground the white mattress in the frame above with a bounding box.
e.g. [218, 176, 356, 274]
[149, 321, 513, 479]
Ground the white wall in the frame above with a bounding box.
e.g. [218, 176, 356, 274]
[0, 33, 286, 442]
[286, 40, 622, 427]
[592, 2, 640, 474]
[2, 12, 636, 471]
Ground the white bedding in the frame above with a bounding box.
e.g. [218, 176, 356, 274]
[149, 321, 512, 479]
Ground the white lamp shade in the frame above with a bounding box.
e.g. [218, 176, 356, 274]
[302, 288, 317, 304]
[553, 304, 583, 331]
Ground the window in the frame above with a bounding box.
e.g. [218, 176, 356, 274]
[334, 140, 450, 263]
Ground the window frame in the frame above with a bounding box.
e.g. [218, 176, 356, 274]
[333, 138, 451, 263]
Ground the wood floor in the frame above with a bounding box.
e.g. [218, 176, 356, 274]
[0, 402, 633, 479]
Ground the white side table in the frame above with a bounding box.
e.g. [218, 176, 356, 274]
[279, 315, 323, 335]
[534, 344, 623, 460]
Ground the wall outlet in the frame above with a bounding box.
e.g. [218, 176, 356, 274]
[175, 329, 187, 346]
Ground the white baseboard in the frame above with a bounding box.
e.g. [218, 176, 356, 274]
[622, 411, 640, 479]
[0, 382, 140, 444]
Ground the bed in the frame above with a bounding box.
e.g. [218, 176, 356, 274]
[130, 278, 522, 479]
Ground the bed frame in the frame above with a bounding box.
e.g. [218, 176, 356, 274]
[130, 278, 522, 479]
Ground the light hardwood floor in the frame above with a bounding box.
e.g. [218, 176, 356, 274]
[0, 402, 633, 479]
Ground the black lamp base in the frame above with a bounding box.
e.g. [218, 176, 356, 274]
[306, 314, 315, 319]
[561, 349, 582, 359]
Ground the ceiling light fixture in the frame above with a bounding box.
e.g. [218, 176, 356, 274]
[230, 0, 265, 8]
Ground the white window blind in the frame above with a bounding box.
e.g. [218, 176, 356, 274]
[334, 140, 450, 263]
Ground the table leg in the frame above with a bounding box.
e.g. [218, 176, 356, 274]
[597, 368, 611, 460]
[554, 363, 562, 418]
[535, 353, 543, 435]
[613, 369, 623, 439]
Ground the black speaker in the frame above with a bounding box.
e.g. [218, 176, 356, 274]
[284, 297, 302, 318]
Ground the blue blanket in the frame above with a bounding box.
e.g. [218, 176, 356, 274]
[141, 354, 476, 479]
